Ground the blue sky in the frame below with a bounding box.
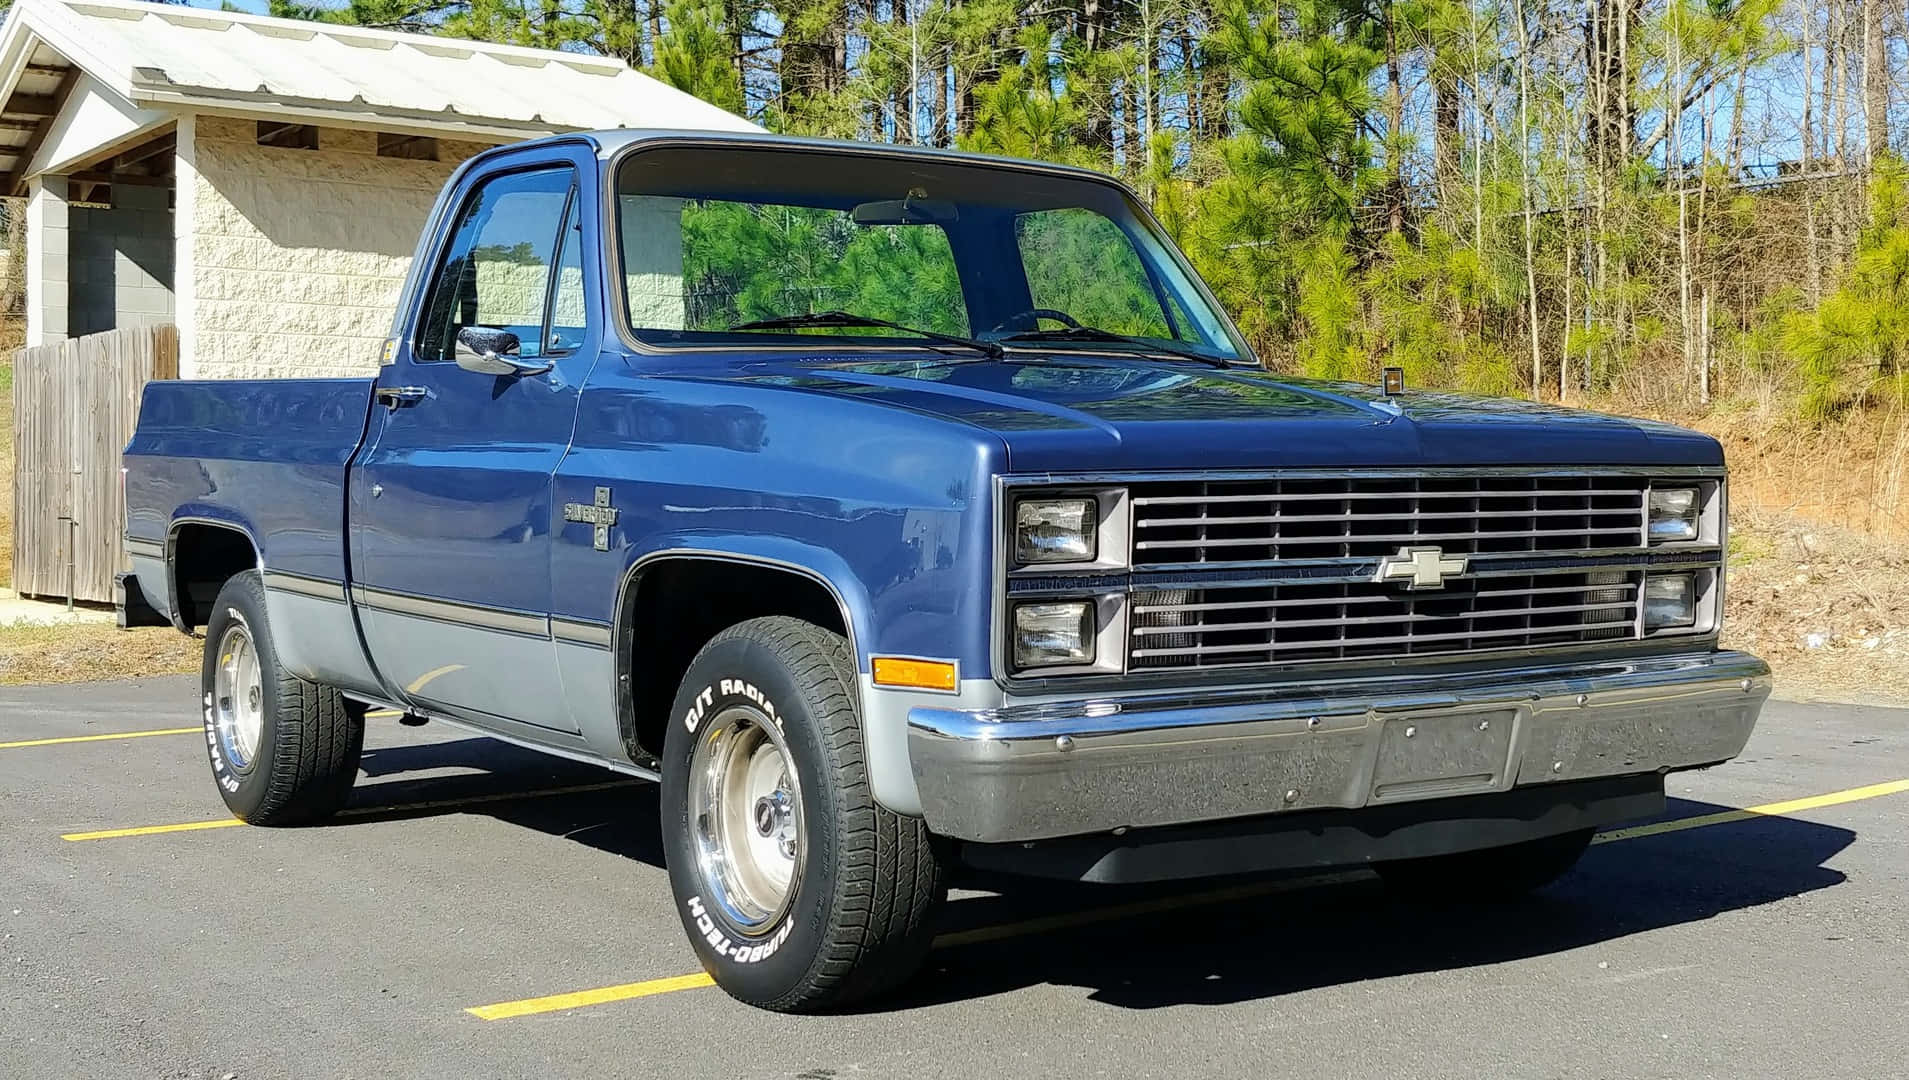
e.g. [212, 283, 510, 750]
[187, 0, 271, 12]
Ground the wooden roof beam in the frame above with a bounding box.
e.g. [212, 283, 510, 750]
[69, 169, 172, 188]
[113, 134, 176, 170]
[4, 71, 80, 196]
[2, 93, 62, 118]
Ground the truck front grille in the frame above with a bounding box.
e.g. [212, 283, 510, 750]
[1129, 570, 1640, 670]
[1129, 475, 1648, 566]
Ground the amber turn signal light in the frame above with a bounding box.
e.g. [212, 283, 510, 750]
[871, 657, 958, 692]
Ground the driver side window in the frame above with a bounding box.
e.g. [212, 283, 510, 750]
[414, 166, 579, 363]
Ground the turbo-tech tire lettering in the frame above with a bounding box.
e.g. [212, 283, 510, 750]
[683, 894, 794, 965]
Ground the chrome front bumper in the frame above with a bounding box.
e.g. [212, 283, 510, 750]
[907, 651, 1771, 843]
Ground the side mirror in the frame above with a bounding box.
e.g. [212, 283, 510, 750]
[454, 327, 552, 377]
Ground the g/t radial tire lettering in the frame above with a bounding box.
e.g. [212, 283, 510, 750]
[660, 616, 948, 1012]
[201, 570, 364, 825]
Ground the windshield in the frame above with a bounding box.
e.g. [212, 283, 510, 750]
[613, 144, 1248, 363]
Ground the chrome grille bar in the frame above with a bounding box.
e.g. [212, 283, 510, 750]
[1130, 487, 1650, 505]
[1128, 475, 1649, 565]
[1130, 600, 1636, 636]
[1134, 526, 1642, 551]
[1127, 569, 1642, 670]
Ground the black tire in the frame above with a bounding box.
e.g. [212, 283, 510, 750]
[661, 616, 946, 1012]
[201, 570, 364, 825]
[1375, 827, 1595, 901]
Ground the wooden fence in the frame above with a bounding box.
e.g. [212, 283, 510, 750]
[10, 325, 177, 603]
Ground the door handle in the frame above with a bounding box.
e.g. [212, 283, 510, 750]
[374, 385, 427, 410]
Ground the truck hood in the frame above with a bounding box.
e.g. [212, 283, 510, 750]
[702, 355, 1721, 472]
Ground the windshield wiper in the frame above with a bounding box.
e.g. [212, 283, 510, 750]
[999, 326, 1234, 369]
[729, 310, 1004, 359]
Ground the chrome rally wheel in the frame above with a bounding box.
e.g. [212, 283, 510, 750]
[688, 704, 804, 931]
[211, 620, 265, 772]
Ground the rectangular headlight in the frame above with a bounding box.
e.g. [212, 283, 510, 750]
[1012, 601, 1095, 668]
[1014, 497, 1097, 565]
[1643, 573, 1696, 630]
[1648, 487, 1700, 544]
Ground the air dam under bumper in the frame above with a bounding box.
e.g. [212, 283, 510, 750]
[907, 651, 1770, 844]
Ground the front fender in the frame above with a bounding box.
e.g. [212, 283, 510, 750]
[616, 534, 981, 816]
[564, 371, 1009, 817]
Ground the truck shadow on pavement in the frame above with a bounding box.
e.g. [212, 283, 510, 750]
[896, 802, 1854, 1011]
[350, 737, 669, 868]
[341, 737, 1853, 1012]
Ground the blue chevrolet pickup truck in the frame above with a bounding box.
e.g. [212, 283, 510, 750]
[120, 130, 1770, 1012]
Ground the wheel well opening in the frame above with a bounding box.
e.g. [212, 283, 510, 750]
[171, 524, 259, 629]
[622, 559, 847, 762]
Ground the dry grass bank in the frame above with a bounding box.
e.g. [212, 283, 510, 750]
[1700, 407, 1909, 543]
[0, 624, 199, 686]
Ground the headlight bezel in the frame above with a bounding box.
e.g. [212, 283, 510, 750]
[1011, 600, 1097, 669]
[1642, 572, 1696, 630]
[1005, 593, 1127, 676]
[1006, 486, 1131, 573]
[999, 482, 1133, 677]
[1013, 497, 1099, 565]
[1644, 479, 1722, 547]
[1638, 477, 1726, 638]
[1641, 568, 1719, 637]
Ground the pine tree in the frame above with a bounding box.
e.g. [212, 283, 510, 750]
[648, 1, 746, 114]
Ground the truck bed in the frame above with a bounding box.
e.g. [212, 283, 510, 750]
[123, 378, 373, 585]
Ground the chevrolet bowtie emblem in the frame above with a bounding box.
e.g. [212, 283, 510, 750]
[1374, 545, 1467, 590]
[563, 486, 619, 552]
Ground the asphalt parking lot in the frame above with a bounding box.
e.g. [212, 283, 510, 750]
[3, 676, 1906, 1080]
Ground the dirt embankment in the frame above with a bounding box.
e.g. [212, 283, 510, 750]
[1687, 407, 1909, 705]
[1721, 512, 1909, 704]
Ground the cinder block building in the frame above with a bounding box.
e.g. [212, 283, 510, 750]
[0, 0, 757, 378]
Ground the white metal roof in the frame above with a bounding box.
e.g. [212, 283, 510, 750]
[0, 0, 760, 150]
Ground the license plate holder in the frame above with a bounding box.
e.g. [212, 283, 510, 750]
[1369, 707, 1518, 803]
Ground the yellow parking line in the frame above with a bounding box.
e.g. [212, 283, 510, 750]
[466, 973, 717, 1020]
[60, 779, 639, 842]
[1591, 777, 1909, 844]
[4, 711, 400, 750]
[62, 818, 245, 841]
[466, 872, 1363, 1019]
[466, 774, 1909, 1021]
[0, 727, 201, 750]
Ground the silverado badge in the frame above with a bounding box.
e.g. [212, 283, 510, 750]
[564, 486, 620, 551]
[1374, 545, 1467, 590]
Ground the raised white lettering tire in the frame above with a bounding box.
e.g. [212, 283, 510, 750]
[661, 616, 947, 1012]
[201, 570, 364, 825]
